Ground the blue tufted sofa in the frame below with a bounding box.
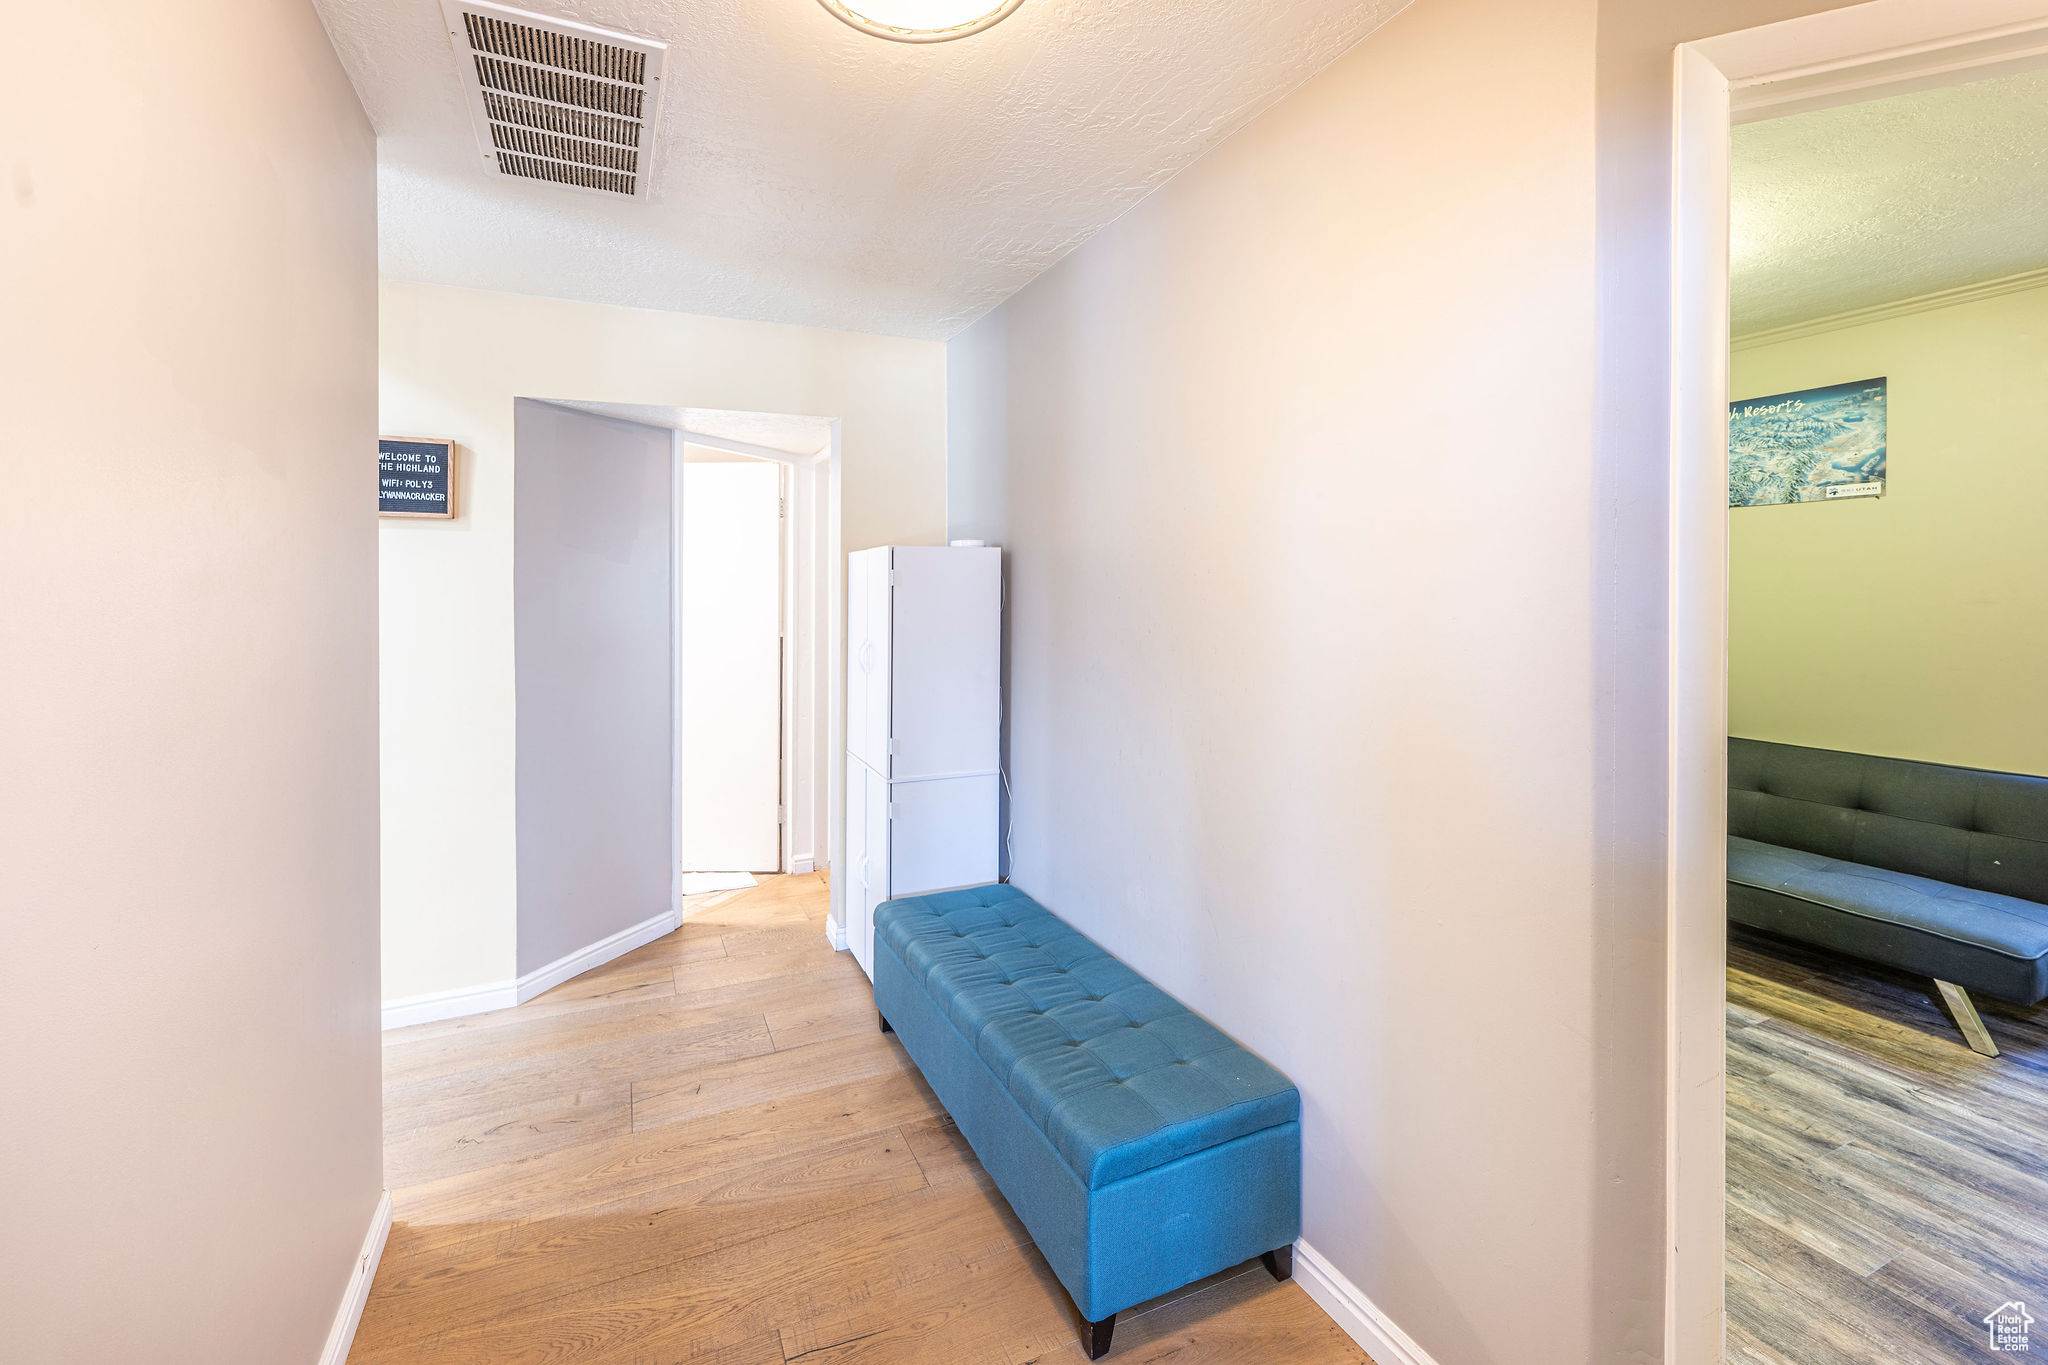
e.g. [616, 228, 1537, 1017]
[1730, 737, 2048, 1056]
[872, 883, 1301, 1359]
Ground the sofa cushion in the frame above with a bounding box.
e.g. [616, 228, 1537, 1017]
[1729, 737, 2048, 906]
[875, 883, 1299, 1189]
[1729, 835, 2048, 1003]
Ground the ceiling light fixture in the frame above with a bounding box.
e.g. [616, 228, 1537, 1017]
[816, 0, 1024, 43]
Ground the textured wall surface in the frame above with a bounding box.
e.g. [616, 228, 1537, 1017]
[1732, 65, 2048, 334]
[1731, 284, 2048, 777]
[0, 0, 384, 1358]
[314, 0, 1409, 338]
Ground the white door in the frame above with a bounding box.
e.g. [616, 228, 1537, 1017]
[677, 460, 783, 873]
[845, 753, 871, 974]
[856, 760, 890, 976]
[888, 547, 1000, 779]
[845, 549, 875, 772]
[888, 773, 1000, 898]
[847, 548, 893, 777]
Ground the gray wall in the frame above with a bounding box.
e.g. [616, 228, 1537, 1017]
[0, 0, 383, 1359]
[513, 402, 676, 976]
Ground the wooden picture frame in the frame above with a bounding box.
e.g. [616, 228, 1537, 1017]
[379, 437, 460, 519]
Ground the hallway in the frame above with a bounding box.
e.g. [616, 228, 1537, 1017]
[353, 875, 1361, 1363]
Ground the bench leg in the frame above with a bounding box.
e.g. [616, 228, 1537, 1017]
[1262, 1245, 1294, 1282]
[1934, 980, 1999, 1057]
[878, 1012, 894, 1035]
[1078, 1312, 1115, 1360]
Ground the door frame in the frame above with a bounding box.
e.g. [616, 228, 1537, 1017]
[1666, 5, 2048, 1361]
[668, 423, 842, 908]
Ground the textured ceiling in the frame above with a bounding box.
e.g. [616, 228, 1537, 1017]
[1732, 65, 2048, 336]
[314, 0, 1409, 340]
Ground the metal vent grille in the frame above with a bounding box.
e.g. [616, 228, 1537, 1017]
[473, 55, 645, 119]
[482, 91, 641, 148]
[496, 153, 637, 196]
[462, 11, 645, 84]
[442, 0, 665, 198]
[490, 124, 638, 174]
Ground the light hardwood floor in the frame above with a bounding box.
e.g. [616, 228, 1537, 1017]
[352, 873, 1365, 1365]
[1728, 926, 2048, 1364]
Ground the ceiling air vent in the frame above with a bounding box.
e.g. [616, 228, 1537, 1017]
[440, 0, 666, 198]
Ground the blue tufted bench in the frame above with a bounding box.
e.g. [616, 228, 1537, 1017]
[871, 883, 1301, 1359]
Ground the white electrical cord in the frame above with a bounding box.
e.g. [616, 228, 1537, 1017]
[1000, 766, 1015, 882]
[998, 558, 1014, 882]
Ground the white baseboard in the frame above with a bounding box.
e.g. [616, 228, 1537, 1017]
[1293, 1239, 1439, 1365]
[790, 855, 816, 874]
[380, 979, 520, 1031]
[824, 915, 848, 951]
[512, 908, 679, 1003]
[319, 1189, 391, 1365]
[381, 907, 680, 1030]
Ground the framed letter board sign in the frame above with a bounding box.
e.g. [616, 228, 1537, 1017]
[379, 437, 458, 519]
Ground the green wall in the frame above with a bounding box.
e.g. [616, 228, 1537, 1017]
[1731, 283, 2048, 776]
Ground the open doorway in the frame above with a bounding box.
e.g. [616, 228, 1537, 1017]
[677, 452, 784, 885]
[1721, 64, 2048, 1362]
[1672, 9, 2048, 1364]
[543, 401, 839, 911]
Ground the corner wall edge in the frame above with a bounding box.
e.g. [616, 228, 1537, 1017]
[318, 1189, 392, 1365]
[1292, 1239, 1440, 1365]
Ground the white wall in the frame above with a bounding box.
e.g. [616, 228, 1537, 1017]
[947, 1, 1608, 1358]
[0, 0, 384, 1359]
[380, 282, 946, 1006]
[513, 402, 677, 976]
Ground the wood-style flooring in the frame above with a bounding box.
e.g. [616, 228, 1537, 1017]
[1728, 925, 2048, 1364]
[351, 873, 1365, 1365]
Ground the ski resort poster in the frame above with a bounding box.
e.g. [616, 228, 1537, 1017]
[1728, 377, 1888, 508]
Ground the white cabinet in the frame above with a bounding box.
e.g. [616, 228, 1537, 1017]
[847, 763, 891, 978]
[844, 545, 1001, 979]
[846, 546, 894, 777]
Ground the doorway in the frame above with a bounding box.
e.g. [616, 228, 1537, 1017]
[677, 454, 784, 878]
[1670, 7, 2048, 1363]
[540, 401, 840, 911]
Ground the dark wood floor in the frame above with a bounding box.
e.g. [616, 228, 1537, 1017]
[350, 873, 1363, 1365]
[1728, 926, 2048, 1364]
